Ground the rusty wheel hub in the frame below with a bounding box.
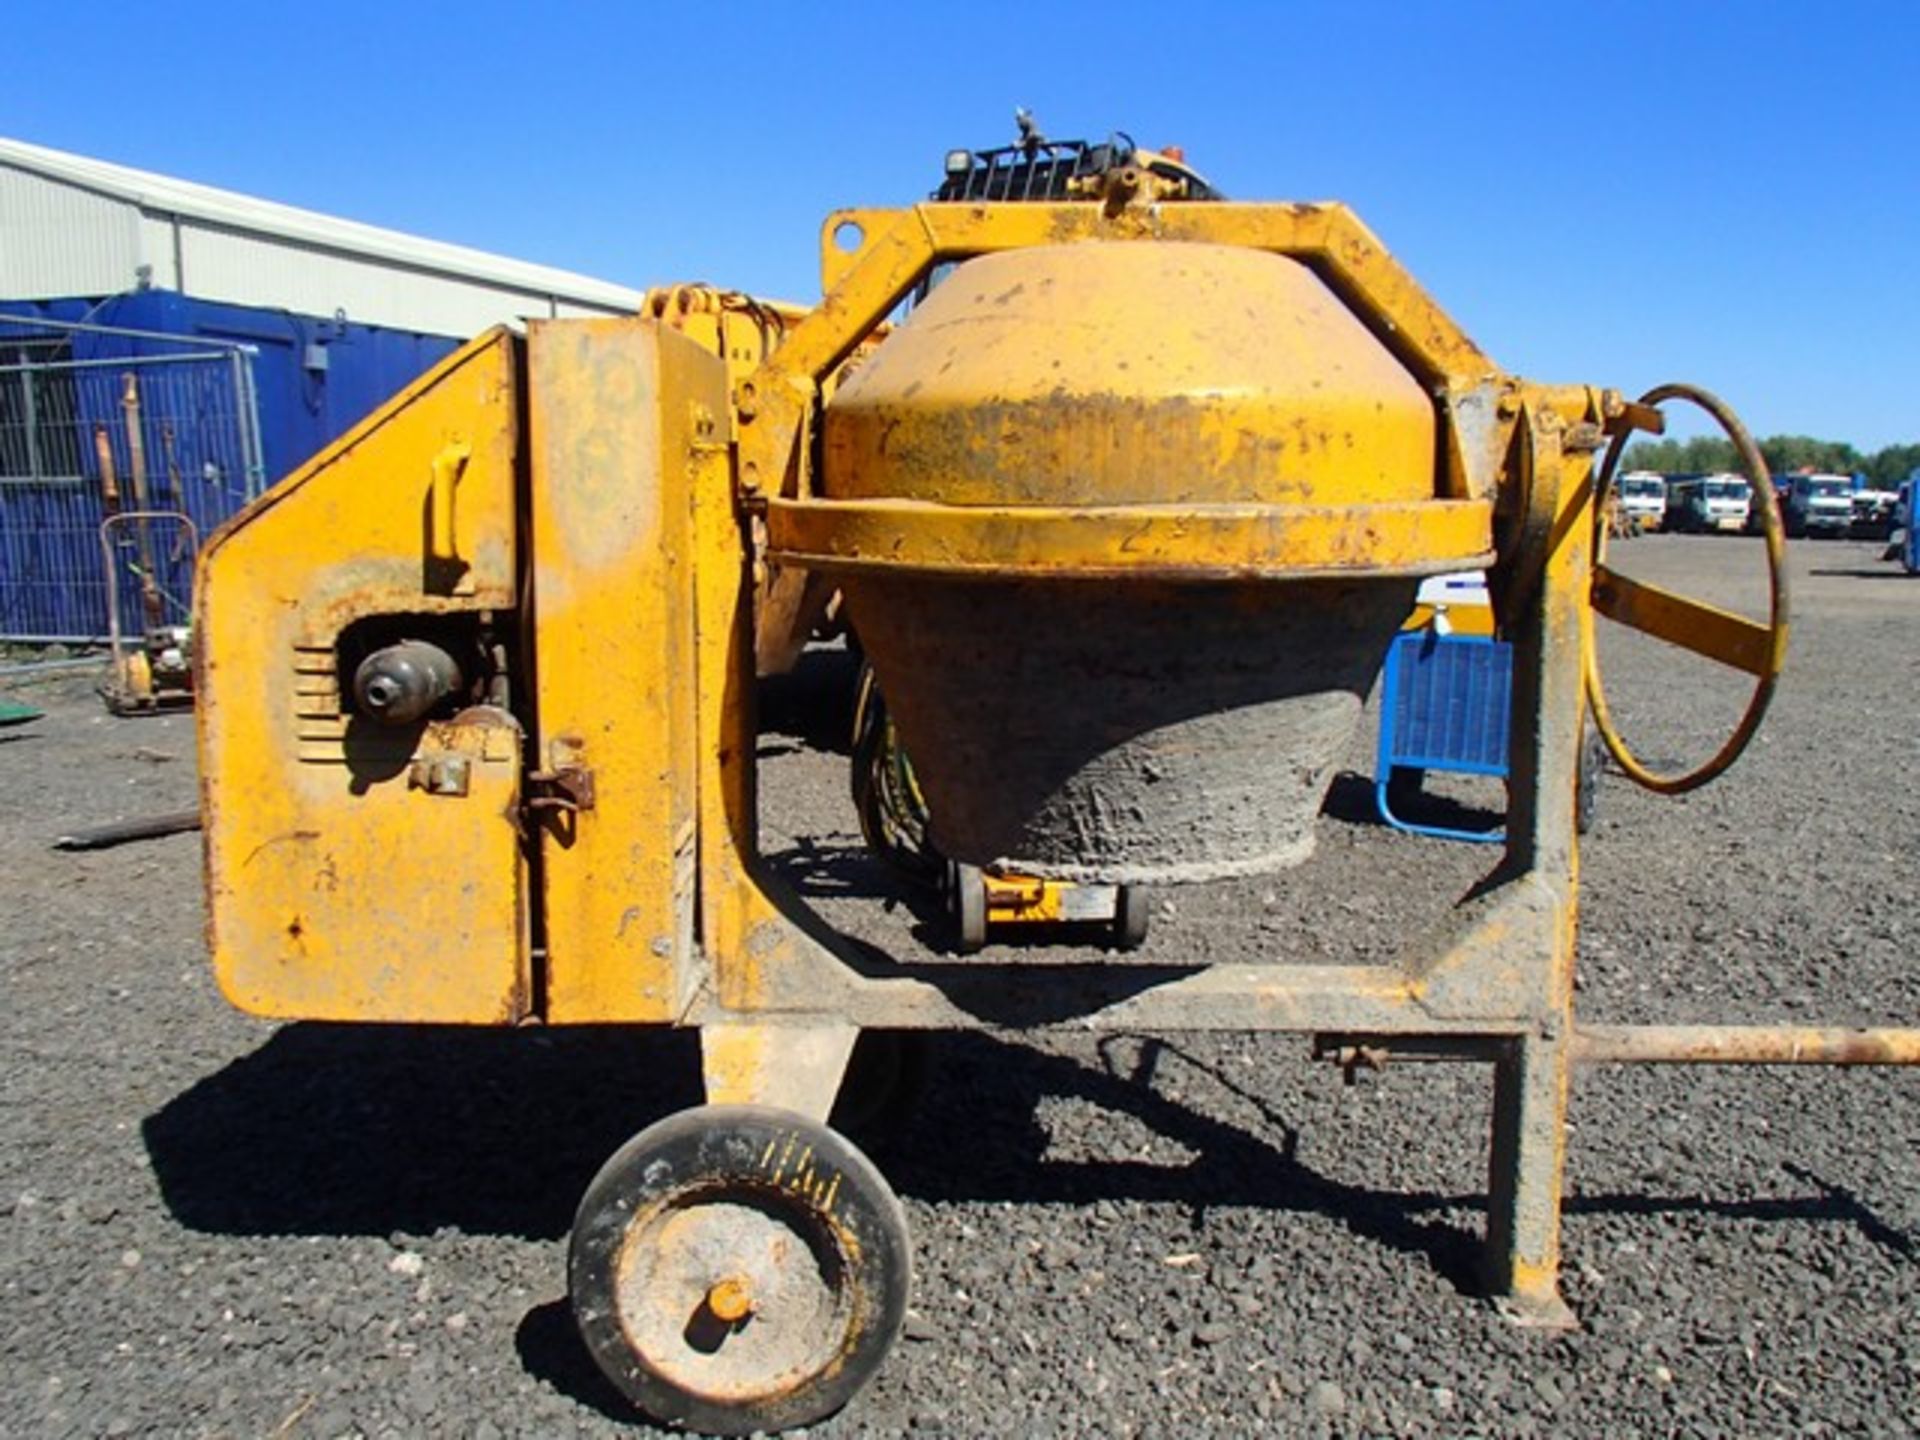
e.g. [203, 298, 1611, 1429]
[613, 1196, 847, 1404]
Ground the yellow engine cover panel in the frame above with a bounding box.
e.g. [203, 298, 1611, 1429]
[823, 241, 1436, 509]
[196, 332, 530, 1023]
[529, 319, 715, 1023]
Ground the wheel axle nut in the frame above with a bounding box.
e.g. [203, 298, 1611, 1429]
[707, 1276, 753, 1323]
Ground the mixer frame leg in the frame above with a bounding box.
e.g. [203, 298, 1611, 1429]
[700, 1019, 861, 1124]
[1484, 1030, 1576, 1328]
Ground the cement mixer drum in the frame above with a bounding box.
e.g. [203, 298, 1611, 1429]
[820, 241, 1457, 884]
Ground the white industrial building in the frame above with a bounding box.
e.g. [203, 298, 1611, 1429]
[0, 138, 652, 643]
[0, 136, 646, 335]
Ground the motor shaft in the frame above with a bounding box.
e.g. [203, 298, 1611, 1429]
[352, 640, 462, 726]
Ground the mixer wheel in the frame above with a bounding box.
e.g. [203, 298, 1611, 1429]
[949, 861, 988, 952]
[570, 1105, 910, 1435]
[1114, 886, 1152, 950]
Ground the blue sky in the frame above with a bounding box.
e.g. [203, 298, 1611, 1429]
[5, 1, 1914, 448]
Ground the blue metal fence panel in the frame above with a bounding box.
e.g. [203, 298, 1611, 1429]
[1383, 632, 1512, 775]
[0, 321, 256, 639]
[0, 292, 463, 640]
[83, 291, 459, 489]
[1375, 631, 1512, 844]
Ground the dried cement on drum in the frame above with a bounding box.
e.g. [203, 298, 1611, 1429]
[847, 575, 1414, 885]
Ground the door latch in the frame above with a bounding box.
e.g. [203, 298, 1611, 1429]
[525, 763, 596, 815]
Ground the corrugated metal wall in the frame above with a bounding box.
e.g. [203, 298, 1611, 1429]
[0, 166, 143, 298]
[0, 154, 644, 335]
[0, 145, 650, 641]
[177, 222, 580, 335]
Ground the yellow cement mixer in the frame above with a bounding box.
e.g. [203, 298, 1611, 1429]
[193, 129, 1918, 1434]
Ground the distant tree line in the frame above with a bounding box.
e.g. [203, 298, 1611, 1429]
[1621, 435, 1920, 488]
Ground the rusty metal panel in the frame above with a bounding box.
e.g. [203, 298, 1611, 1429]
[197, 332, 529, 1022]
[529, 318, 717, 1023]
[1574, 1025, 1920, 1065]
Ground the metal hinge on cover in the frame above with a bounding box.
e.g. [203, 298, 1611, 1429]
[525, 763, 596, 815]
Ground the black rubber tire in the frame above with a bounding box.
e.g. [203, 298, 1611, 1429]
[849, 663, 943, 886]
[570, 1105, 911, 1436]
[1114, 886, 1151, 950]
[848, 670, 898, 865]
[951, 861, 988, 953]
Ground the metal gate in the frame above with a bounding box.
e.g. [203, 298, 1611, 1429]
[0, 314, 264, 642]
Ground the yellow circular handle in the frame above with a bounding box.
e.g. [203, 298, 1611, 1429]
[1585, 384, 1790, 794]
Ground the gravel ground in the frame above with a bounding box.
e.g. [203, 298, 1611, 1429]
[2, 534, 1916, 1438]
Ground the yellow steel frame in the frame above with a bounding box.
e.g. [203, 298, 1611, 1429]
[526, 318, 705, 1024]
[765, 496, 1491, 580]
[750, 202, 1517, 585]
[981, 873, 1090, 926]
[693, 369, 1600, 1318]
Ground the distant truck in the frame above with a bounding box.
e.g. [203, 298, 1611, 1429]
[1667, 474, 1750, 533]
[1782, 472, 1854, 538]
[1850, 483, 1900, 540]
[1617, 471, 1667, 533]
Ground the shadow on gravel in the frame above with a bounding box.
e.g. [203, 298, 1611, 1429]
[1571, 1162, 1916, 1259]
[144, 1024, 1917, 1283]
[1320, 771, 1391, 827]
[144, 1025, 703, 1241]
[1807, 568, 1914, 580]
[882, 1032, 1485, 1297]
[765, 836, 923, 907]
[515, 1299, 635, 1423]
[1778, 1163, 1917, 1258]
[143, 1024, 1485, 1286]
[758, 643, 861, 757]
[1320, 771, 1501, 836]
